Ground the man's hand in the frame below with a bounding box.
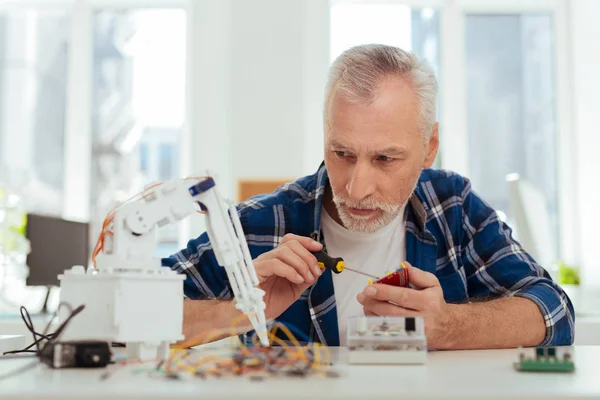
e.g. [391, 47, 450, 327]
[356, 262, 453, 349]
[253, 234, 323, 320]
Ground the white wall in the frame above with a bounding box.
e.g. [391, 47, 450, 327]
[303, 0, 331, 176]
[231, 0, 305, 179]
[187, 0, 330, 191]
[183, 0, 233, 240]
[570, 0, 600, 285]
[230, 0, 330, 181]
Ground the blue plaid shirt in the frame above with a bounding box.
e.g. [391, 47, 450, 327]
[162, 163, 575, 346]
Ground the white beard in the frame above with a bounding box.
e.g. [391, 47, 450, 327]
[332, 176, 420, 233]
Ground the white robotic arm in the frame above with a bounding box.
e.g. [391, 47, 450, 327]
[106, 177, 269, 346]
[187, 178, 268, 346]
[65, 177, 269, 355]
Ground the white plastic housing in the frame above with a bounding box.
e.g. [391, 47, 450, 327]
[347, 316, 427, 364]
[58, 265, 185, 360]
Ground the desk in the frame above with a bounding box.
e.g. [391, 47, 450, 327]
[574, 315, 600, 345]
[1, 346, 599, 400]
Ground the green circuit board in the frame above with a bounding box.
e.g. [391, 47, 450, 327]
[514, 347, 575, 373]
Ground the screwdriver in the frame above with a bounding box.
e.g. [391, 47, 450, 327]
[312, 250, 379, 279]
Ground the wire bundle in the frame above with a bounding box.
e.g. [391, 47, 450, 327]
[160, 321, 335, 381]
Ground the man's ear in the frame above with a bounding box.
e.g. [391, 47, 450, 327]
[423, 122, 439, 169]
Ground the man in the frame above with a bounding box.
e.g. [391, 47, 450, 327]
[163, 44, 574, 349]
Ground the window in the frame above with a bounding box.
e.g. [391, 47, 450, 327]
[330, 3, 440, 69]
[158, 143, 176, 181]
[0, 9, 70, 216]
[139, 142, 149, 173]
[465, 14, 558, 261]
[329, 4, 564, 266]
[91, 8, 186, 257]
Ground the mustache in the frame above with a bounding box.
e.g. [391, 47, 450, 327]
[333, 195, 398, 213]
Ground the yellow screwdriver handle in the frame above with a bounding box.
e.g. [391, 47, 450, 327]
[312, 250, 345, 274]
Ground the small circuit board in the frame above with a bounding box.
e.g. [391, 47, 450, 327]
[347, 316, 427, 364]
[514, 346, 575, 373]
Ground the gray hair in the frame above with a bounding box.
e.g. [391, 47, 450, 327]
[324, 44, 438, 139]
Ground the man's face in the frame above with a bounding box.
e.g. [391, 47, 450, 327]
[324, 76, 439, 233]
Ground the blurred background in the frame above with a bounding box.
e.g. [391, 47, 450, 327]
[0, 0, 598, 320]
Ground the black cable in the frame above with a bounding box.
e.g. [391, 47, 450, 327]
[0, 303, 85, 383]
[0, 354, 38, 360]
[2, 349, 38, 355]
[2, 306, 56, 356]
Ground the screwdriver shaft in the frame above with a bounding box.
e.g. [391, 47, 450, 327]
[343, 266, 379, 279]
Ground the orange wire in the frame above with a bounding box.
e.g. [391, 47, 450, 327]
[91, 177, 209, 267]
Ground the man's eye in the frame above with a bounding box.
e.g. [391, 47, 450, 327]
[334, 151, 347, 158]
[377, 155, 394, 162]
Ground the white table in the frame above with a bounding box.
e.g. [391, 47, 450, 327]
[0, 346, 599, 400]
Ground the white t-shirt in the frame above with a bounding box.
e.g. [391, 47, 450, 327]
[320, 205, 407, 345]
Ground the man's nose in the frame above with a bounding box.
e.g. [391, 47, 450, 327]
[345, 163, 376, 202]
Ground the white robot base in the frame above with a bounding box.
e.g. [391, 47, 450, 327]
[58, 264, 185, 361]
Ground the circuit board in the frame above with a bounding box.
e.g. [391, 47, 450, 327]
[347, 316, 427, 364]
[514, 346, 575, 373]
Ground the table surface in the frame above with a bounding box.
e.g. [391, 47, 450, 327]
[1, 346, 599, 400]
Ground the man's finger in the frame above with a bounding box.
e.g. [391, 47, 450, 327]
[274, 246, 314, 283]
[282, 240, 321, 278]
[359, 284, 427, 311]
[280, 234, 323, 251]
[262, 259, 304, 284]
[404, 261, 439, 289]
[360, 299, 420, 318]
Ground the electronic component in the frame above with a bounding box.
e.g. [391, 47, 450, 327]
[39, 340, 112, 369]
[373, 266, 409, 287]
[347, 316, 427, 364]
[58, 177, 269, 361]
[514, 346, 575, 372]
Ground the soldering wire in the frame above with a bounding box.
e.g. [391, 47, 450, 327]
[167, 321, 311, 377]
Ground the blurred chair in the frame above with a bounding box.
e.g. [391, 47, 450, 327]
[506, 173, 556, 269]
[237, 179, 293, 203]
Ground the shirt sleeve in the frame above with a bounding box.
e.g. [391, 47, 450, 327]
[460, 177, 575, 346]
[161, 232, 233, 301]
